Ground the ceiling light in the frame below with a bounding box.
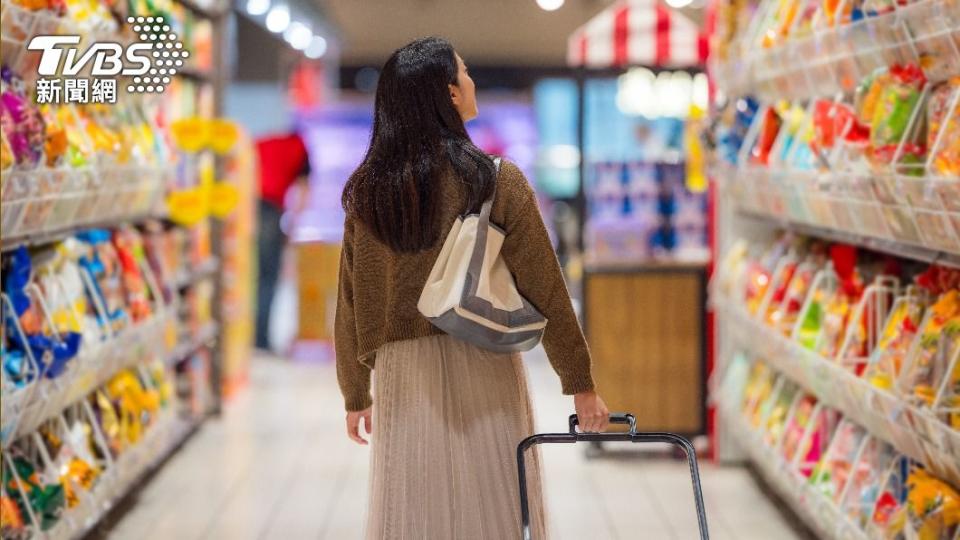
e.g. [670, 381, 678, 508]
[665, 0, 693, 8]
[245, 0, 269, 16]
[265, 5, 290, 33]
[536, 0, 564, 11]
[305, 35, 327, 59]
[285, 21, 312, 50]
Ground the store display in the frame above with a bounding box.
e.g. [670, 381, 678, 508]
[712, 0, 960, 259]
[720, 351, 960, 540]
[0, 0, 230, 535]
[714, 232, 960, 538]
[584, 161, 709, 264]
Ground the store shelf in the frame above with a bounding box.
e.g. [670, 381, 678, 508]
[1, 165, 170, 252]
[167, 322, 219, 367]
[712, 0, 960, 101]
[714, 296, 960, 488]
[1, 309, 177, 447]
[736, 208, 960, 269]
[0, 212, 167, 253]
[718, 164, 960, 268]
[719, 405, 867, 540]
[44, 413, 197, 540]
[174, 257, 220, 289]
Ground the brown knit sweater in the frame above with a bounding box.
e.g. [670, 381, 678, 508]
[334, 159, 595, 411]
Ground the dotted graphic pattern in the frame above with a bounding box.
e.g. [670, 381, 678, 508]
[125, 16, 189, 94]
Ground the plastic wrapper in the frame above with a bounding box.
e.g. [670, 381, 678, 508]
[868, 64, 927, 170]
[928, 78, 960, 177]
[750, 106, 783, 166]
[809, 421, 868, 502]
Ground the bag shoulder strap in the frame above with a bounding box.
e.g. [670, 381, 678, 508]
[478, 157, 501, 229]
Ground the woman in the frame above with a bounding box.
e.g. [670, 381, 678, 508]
[335, 37, 610, 539]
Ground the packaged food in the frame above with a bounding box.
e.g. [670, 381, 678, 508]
[838, 439, 897, 528]
[865, 289, 928, 390]
[903, 468, 960, 539]
[4, 247, 81, 379]
[901, 289, 960, 416]
[112, 227, 153, 322]
[750, 106, 783, 166]
[869, 64, 927, 170]
[1, 74, 45, 168]
[928, 78, 960, 176]
[742, 362, 777, 427]
[809, 420, 867, 501]
[763, 383, 799, 447]
[2, 451, 65, 531]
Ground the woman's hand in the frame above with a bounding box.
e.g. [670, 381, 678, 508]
[574, 391, 610, 432]
[346, 407, 373, 445]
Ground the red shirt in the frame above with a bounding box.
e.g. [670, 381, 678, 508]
[257, 133, 309, 208]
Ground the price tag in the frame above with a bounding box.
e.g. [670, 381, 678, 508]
[209, 181, 240, 218]
[209, 120, 240, 154]
[166, 186, 209, 226]
[171, 118, 210, 153]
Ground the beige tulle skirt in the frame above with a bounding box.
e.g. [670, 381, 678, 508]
[366, 334, 548, 540]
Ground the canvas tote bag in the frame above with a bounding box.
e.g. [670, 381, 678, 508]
[418, 158, 547, 352]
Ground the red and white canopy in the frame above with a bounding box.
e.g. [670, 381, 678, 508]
[567, 0, 708, 69]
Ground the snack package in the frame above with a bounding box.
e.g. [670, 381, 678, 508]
[0, 71, 45, 168]
[838, 438, 897, 528]
[763, 383, 799, 447]
[928, 78, 960, 176]
[760, 0, 801, 48]
[778, 394, 837, 476]
[717, 97, 760, 165]
[820, 247, 871, 362]
[742, 362, 777, 428]
[903, 468, 960, 539]
[767, 260, 819, 335]
[869, 64, 927, 171]
[3, 247, 81, 379]
[112, 227, 153, 322]
[77, 230, 128, 332]
[39, 421, 100, 509]
[870, 455, 910, 537]
[750, 106, 783, 166]
[0, 489, 28, 538]
[901, 289, 960, 415]
[809, 420, 868, 502]
[2, 451, 64, 531]
[865, 290, 928, 390]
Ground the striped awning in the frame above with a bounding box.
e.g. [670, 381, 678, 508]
[567, 0, 708, 69]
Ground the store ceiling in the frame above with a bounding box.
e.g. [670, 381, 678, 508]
[318, 0, 703, 67]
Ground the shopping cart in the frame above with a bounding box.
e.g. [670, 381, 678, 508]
[517, 413, 710, 540]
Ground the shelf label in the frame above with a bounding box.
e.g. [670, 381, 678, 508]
[171, 118, 210, 153]
[209, 120, 240, 154]
[167, 186, 209, 226]
[209, 181, 240, 218]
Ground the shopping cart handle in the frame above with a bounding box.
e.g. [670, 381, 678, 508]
[518, 413, 710, 540]
[568, 412, 636, 434]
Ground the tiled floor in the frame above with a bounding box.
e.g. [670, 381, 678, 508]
[92, 350, 809, 540]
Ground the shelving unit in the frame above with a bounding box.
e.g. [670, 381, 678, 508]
[710, 0, 960, 537]
[0, 0, 231, 536]
[713, 293, 960, 486]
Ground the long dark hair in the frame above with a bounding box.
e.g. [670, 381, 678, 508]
[342, 37, 496, 253]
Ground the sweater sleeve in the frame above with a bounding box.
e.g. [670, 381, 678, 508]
[334, 216, 373, 411]
[498, 164, 596, 395]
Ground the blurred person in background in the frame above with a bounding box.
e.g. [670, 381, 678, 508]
[335, 37, 609, 539]
[255, 131, 311, 351]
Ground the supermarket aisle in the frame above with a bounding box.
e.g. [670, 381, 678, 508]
[94, 350, 807, 540]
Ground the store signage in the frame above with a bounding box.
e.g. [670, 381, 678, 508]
[27, 15, 188, 104]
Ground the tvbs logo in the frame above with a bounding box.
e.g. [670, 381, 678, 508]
[27, 16, 188, 104]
